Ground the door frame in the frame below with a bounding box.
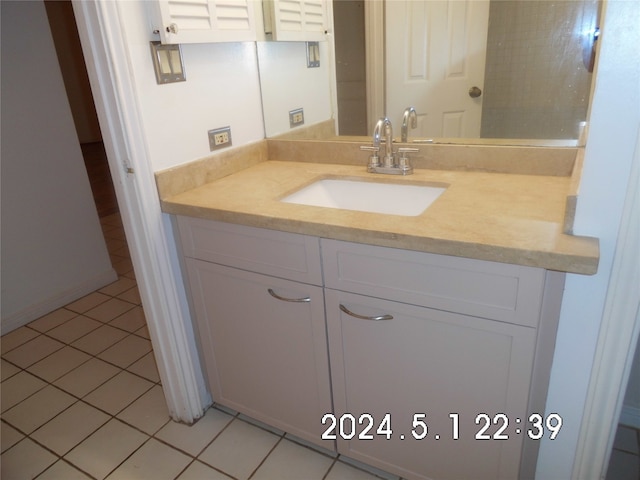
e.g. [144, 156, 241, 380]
[364, 0, 384, 131]
[71, 0, 210, 423]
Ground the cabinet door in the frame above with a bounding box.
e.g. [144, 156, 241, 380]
[325, 289, 537, 480]
[150, 0, 257, 44]
[186, 258, 332, 448]
[263, 0, 327, 41]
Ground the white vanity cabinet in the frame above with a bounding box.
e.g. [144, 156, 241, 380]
[176, 217, 564, 479]
[177, 217, 332, 448]
[321, 239, 558, 480]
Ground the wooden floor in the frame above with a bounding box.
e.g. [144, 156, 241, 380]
[81, 142, 118, 218]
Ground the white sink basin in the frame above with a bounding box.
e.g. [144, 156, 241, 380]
[281, 178, 446, 216]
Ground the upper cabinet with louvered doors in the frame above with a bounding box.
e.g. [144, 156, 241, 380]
[263, 0, 327, 41]
[149, 0, 258, 44]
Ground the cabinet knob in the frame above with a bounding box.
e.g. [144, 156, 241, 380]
[167, 23, 179, 34]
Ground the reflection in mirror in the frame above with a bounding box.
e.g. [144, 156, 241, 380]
[334, 0, 601, 142]
[257, 41, 333, 138]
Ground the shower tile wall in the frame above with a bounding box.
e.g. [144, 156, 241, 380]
[481, 0, 597, 139]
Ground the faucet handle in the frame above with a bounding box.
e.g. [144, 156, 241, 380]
[360, 145, 381, 168]
[397, 147, 419, 174]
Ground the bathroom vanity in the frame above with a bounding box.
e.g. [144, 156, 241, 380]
[159, 140, 599, 480]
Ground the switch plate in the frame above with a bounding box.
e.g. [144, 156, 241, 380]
[289, 108, 304, 128]
[150, 41, 186, 84]
[208, 126, 232, 151]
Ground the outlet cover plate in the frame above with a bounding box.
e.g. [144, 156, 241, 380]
[289, 108, 304, 128]
[208, 126, 232, 151]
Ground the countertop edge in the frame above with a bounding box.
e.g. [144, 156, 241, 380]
[161, 200, 600, 276]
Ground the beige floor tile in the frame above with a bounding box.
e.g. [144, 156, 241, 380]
[1, 358, 20, 381]
[117, 286, 141, 304]
[84, 298, 136, 323]
[326, 461, 386, 480]
[99, 276, 136, 297]
[198, 419, 280, 480]
[46, 315, 103, 343]
[113, 258, 134, 276]
[105, 438, 191, 480]
[0, 438, 57, 480]
[71, 324, 128, 355]
[37, 460, 93, 479]
[2, 334, 65, 368]
[106, 239, 127, 255]
[27, 346, 91, 382]
[104, 226, 126, 241]
[1, 370, 47, 412]
[65, 292, 111, 314]
[156, 407, 234, 456]
[28, 308, 77, 332]
[65, 419, 147, 480]
[1, 422, 25, 453]
[54, 357, 120, 398]
[126, 351, 160, 383]
[606, 449, 640, 480]
[84, 370, 153, 415]
[613, 425, 640, 454]
[0, 327, 39, 356]
[176, 460, 234, 479]
[116, 385, 170, 434]
[98, 334, 152, 368]
[108, 305, 146, 332]
[112, 244, 130, 258]
[251, 438, 333, 480]
[2, 385, 76, 434]
[135, 324, 151, 339]
[31, 401, 110, 455]
[339, 456, 400, 480]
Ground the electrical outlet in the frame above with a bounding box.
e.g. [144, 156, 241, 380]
[289, 108, 304, 128]
[208, 126, 232, 151]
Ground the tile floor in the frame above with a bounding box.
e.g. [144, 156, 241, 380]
[606, 423, 640, 480]
[0, 213, 395, 480]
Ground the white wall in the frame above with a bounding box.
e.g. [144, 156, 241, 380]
[0, 1, 116, 332]
[536, 1, 640, 477]
[116, 2, 264, 172]
[114, 2, 334, 172]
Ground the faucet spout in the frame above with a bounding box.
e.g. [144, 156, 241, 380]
[401, 107, 418, 143]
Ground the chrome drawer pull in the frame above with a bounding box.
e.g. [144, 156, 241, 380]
[339, 304, 393, 321]
[267, 288, 310, 303]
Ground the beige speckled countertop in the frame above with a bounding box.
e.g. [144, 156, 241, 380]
[159, 142, 599, 275]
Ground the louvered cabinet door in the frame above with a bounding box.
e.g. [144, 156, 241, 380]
[150, 0, 257, 44]
[263, 0, 327, 41]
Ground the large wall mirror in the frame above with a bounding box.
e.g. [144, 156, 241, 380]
[261, 0, 602, 145]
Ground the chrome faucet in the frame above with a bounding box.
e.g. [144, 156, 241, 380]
[401, 107, 417, 143]
[361, 116, 418, 175]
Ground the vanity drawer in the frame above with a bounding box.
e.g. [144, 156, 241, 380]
[176, 216, 322, 285]
[321, 239, 546, 327]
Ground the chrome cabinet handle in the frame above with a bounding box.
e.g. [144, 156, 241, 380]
[267, 288, 310, 303]
[339, 304, 393, 321]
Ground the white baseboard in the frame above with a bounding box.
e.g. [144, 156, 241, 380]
[1, 268, 118, 334]
[619, 405, 640, 429]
